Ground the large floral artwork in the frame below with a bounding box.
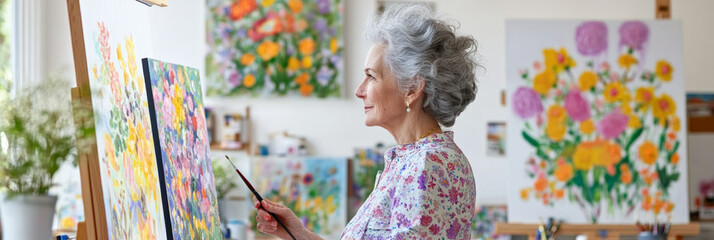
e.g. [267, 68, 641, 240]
[78, 0, 167, 238]
[142, 58, 223, 239]
[206, 0, 343, 98]
[506, 20, 688, 223]
[252, 157, 347, 239]
[349, 147, 386, 218]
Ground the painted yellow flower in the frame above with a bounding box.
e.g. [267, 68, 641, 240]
[635, 87, 655, 109]
[603, 81, 627, 103]
[240, 53, 255, 66]
[578, 71, 597, 91]
[243, 74, 256, 88]
[126, 36, 137, 78]
[287, 0, 303, 12]
[330, 38, 338, 54]
[671, 116, 681, 132]
[580, 119, 595, 135]
[655, 60, 673, 82]
[298, 37, 316, 55]
[628, 115, 641, 129]
[257, 40, 280, 61]
[287, 57, 300, 71]
[261, 0, 275, 7]
[302, 56, 313, 69]
[547, 105, 567, 123]
[546, 120, 566, 142]
[533, 70, 556, 95]
[652, 93, 676, 120]
[618, 54, 638, 70]
[638, 141, 658, 165]
[520, 188, 531, 200]
[543, 47, 576, 73]
[573, 139, 621, 170]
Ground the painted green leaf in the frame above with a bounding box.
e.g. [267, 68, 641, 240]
[522, 130, 540, 148]
[626, 127, 644, 150]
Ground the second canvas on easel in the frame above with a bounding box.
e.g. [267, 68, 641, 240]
[142, 58, 223, 239]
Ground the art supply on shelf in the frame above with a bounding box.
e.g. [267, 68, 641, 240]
[224, 155, 296, 240]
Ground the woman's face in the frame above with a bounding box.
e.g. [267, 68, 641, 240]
[355, 44, 406, 128]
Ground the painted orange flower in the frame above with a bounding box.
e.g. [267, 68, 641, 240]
[638, 141, 658, 165]
[554, 163, 573, 182]
[554, 189, 565, 199]
[240, 53, 255, 66]
[533, 70, 556, 95]
[578, 70, 598, 91]
[287, 0, 303, 12]
[620, 165, 632, 184]
[642, 195, 652, 211]
[534, 175, 548, 192]
[652, 93, 676, 120]
[294, 73, 309, 85]
[299, 83, 314, 96]
[547, 105, 567, 122]
[618, 54, 638, 70]
[257, 40, 280, 61]
[298, 37, 316, 55]
[243, 74, 256, 88]
[670, 152, 680, 165]
[655, 60, 673, 82]
[229, 0, 257, 21]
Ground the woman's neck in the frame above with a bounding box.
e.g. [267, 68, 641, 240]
[385, 109, 441, 145]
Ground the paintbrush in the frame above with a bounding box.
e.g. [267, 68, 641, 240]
[224, 155, 296, 240]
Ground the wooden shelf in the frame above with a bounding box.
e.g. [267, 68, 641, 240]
[495, 222, 700, 240]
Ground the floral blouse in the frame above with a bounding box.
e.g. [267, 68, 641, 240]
[341, 131, 476, 239]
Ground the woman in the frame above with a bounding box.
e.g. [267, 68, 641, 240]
[254, 4, 479, 239]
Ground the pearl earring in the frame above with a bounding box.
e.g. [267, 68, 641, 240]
[406, 102, 411, 112]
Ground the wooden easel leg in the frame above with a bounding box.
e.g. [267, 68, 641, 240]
[76, 222, 87, 240]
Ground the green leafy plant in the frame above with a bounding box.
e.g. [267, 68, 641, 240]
[0, 77, 94, 198]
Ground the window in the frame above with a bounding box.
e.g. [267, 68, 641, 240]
[0, 0, 12, 102]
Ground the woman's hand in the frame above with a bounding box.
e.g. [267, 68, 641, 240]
[253, 196, 322, 240]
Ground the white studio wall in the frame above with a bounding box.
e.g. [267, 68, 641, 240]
[42, 0, 714, 205]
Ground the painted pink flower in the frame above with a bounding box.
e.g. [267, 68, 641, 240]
[610, 72, 620, 82]
[576, 21, 608, 56]
[601, 62, 611, 71]
[565, 90, 591, 121]
[597, 108, 628, 139]
[619, 21, 649, 50]
[98, 22, 111, 63]
[512, 87, 543, 119]
[533, 61, 542, 71]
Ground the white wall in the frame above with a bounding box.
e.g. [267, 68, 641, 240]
[43, 0, 714, 204]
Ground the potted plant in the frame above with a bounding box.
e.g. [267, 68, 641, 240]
[212, 157, 238, 222]
[0, 77, 94, 240]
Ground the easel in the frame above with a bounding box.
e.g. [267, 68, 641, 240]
[65, 0, 166, 239]
[495, 223, 700, 240]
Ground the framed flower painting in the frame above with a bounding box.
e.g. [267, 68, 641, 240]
[206, 0, 343, 98]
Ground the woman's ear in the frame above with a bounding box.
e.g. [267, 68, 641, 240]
[405, 77, 426, 104]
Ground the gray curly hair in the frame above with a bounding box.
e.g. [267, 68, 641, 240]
[365, 4, 480, 127]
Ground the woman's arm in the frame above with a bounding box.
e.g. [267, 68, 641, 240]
[253, 197, 324, 240]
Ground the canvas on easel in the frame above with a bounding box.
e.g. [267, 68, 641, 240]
[142, 58, 223, 239]
[66, 0, 167, 239]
